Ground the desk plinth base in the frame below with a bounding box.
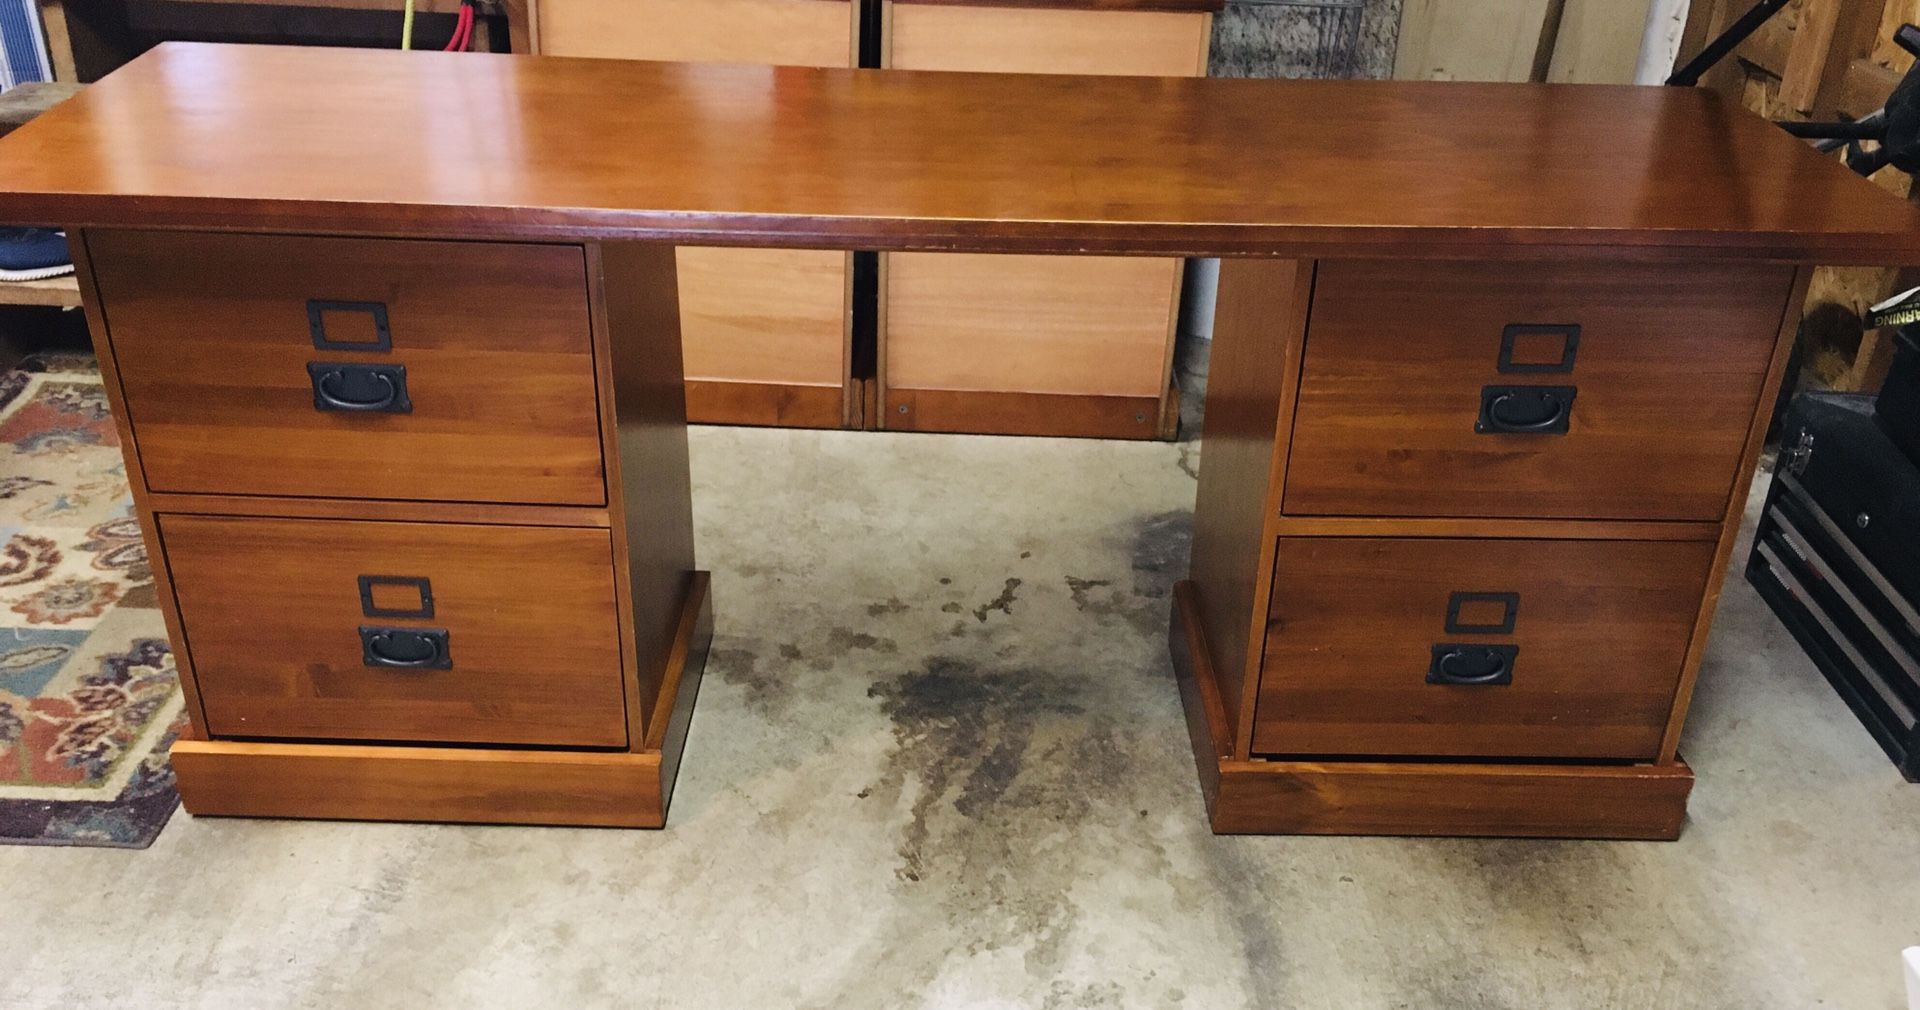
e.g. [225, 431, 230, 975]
[1170, 580, 1694, 840]
[169, 572, 714, 829]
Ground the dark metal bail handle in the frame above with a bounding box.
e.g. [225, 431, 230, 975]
[1476, 384, 1576, 436]
[360, 625, 451, 670]
[1427, 643, 1517, 686]
[316, 368, 396, 410]
[307, 362, 412, 414]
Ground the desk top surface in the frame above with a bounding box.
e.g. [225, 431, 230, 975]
[3, 42, 1917, 260]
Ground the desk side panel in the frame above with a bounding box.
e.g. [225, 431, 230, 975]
[591, 242, 699, 740]
[1187, 257, 1310, 755]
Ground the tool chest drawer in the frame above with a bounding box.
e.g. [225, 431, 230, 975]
[1252, 536, 1716, 760]
[1283, 259, 1795, 522]
[159, 514, 629, 748]
[89, 230, 607, 506]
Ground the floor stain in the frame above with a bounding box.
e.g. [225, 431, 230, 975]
[1061, 511, 1193, 636]
[860, 651, 1150, 983]
[867, 597, 911, 616]
[973, 577, 1022, 623]
[826, 627, 899, 655]
[706, 641, 790, 715]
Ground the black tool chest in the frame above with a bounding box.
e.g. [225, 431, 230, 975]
[1747, 390, 1920, 781]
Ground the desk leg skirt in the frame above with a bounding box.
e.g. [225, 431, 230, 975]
[169, 572, 714, 829]
[1170, 581, 1694, 840]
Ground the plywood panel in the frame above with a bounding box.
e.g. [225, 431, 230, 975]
[677, 247, 847, 387]
[538, 0, 854, 67]
[1547, 0, 1658, 84]
[886, 3, 1211, 75]
[1395, 0, 1554, 82]
[885, 253, 1178, 397]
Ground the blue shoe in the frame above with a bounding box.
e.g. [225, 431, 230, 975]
[0, 228, 73, 281]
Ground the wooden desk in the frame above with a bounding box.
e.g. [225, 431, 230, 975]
[3, 43, 1917, 836]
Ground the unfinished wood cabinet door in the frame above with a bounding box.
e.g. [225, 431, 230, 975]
[537, 0, 858, 428]
[879, 1, 1211, 438]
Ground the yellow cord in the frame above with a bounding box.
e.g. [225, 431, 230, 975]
[400, 0, 416, 50]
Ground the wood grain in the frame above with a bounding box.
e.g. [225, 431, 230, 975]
[158, 515, 628, 748]
[1185, 258, 1309, 754]
[1253, 537, 1717, 760]
[878, 6, 1203, 434]
[535, 4, 857, 430]
[677, 247, 850, 392]
[88, 230, 606, 506]
[1173, 576, 1693, 839]
[1285, 259, 1797, 521]
[1545, 0, 1658, 85]
[881, 253, 1181, 405]
[6, 45, 1919, 259]
[167, 568, 713, 827]
[880, 387, 1165, 438]
[70, 230, 215, 739]
[592, 242, 700, 738]
[537, 0, 855, 67]
[1395, 0, 1556, 82]
[645, 571, 714, 816]
[1658, 265, 1815, 762]
[170, 740, 665, 827]
[141, 492, 611, 528]
[686, 379, 849, 429]
[0, 275, 80, 308]
[890, 0, 1220, 10]
[1209, 758, 1694, 839]
[1269, 515, 1720, 542]
[885, 2, 1211, 76]
[1170, 580, 1231, 814]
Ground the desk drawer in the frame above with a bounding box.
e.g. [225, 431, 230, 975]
[1253, 536, 1715, 760]
[160, 515, 628, 748]
[1285, 260, 1794, 521]
[90, 231, 606, 506]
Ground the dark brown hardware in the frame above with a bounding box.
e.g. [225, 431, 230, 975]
[1498, 324, 1581, 374]
[359, 625, 451, 670]
[308, 362, 412, 414]
[1427, 643, 1518, 686]
[357, 575, 434, 619]
[1476, 385, 1575, 435]
[1445, 591, 1520, 635]
[307, 299, 392, 351]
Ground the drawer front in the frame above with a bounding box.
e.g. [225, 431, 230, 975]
[1253, 536, 1716, 760]
[539, 0, 856, 68]
[91, 231, 606, 506]
[884, 253, 1179, 398]
[1285, 260, 1795, 521]
[888, 4, 1211, 77]
[160, 515, 627, 748]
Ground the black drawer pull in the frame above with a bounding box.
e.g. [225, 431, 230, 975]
[1427, 643, 1517, 686]
[308, 362, 412, 414]
[1476, 385, 1575, 435]
[360, 625, 450, 669]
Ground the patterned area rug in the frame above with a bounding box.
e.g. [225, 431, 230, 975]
[0, 352, 184, 847]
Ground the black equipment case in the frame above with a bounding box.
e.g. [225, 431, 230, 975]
[1878, 328, 1919, 466]
[1747, 392, 1920, 780]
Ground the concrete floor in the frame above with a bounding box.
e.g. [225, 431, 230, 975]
[1, 421, 1917, 1009]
